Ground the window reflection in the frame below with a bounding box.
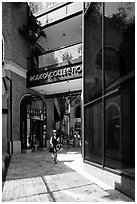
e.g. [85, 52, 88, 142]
[104, 2, 135, 78]
[105, 2, 135, 27]
[85, 101, 102, 165]
[95, 46, 127, 89]
[105, 101, 120, 152]
[84, 2, 103, 104]
[84, 2, 135, 174]
[89, 2, 102, 16]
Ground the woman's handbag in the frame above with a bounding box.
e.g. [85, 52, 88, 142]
[56, 143, 61, 152]
[49, 145, 54, 153]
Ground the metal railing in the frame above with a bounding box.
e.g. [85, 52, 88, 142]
[28, 42, 82, 71]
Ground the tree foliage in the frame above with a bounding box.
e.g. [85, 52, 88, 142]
[18, 7, 47, 45]
[111, 2, 135, 31]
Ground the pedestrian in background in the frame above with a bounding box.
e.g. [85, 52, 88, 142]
[49, 129, 60, 164]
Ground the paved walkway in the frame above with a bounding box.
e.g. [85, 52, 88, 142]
[2, 147, 133, 202]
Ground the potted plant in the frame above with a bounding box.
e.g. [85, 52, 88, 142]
[18, 12, 47, 45]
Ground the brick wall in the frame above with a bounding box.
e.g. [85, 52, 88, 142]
[2, 2, 31, 69]
[11, 72, 28, 141]
[2, 2, 32, 149]
[2, 2, 12, 60]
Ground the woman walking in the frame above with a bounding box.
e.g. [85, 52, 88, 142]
[50, 129, 60, 164]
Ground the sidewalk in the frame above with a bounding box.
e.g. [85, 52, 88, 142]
[2, 147, 133, 202]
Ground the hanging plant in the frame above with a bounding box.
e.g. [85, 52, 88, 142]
[18, 13, 47, 44]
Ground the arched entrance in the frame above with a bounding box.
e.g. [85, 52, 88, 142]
[20, 94, 47, 151]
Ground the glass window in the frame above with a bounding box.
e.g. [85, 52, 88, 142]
[104, 2, 135, 173]
[105, 101, 120, 152]
[104, 80, 135, 174]
[105, 95, 121, 169]
[47, 6, 66, 24]
[95, 47, 127, 91]
[84, 3, 103, 104]
[29, 43, 82, 69]
[84, 2, 135, 175]
[104, 2, 135, 88]
[37, 3, 82, 27]
[84, 101, 102, 165]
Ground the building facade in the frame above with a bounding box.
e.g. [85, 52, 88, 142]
[84, 2, 135, 199]
[2, 2, 82, 153]
[2, 2, 135, 200]
[2, 2, 30, 155]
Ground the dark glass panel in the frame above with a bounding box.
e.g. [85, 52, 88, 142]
[105, 101, 120, 152]
[84, 106, 90, 159]
[105, 94, 121, 169]
[105, 78, 135, 175]
[84, 3, 103, 104]
[104, 2, 135, 175]
[104, 2, 135, 90]
[84, 101, 102, 165]
[84, 2, 135, 176]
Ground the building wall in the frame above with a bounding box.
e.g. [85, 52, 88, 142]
[2, 2, 30, 69]
[2, 2, 31, 154]
[11, 72, 28, 141]
[2, 3, 12, 60]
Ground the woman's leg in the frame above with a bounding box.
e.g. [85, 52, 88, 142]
[54, 152, 57, 163]
[53, 146, 56, 161]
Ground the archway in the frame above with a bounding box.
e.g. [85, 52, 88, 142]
[20, 94, 47, 151]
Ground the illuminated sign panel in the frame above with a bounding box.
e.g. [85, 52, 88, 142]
[27, 64, 82, 87]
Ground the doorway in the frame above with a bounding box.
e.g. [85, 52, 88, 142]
[31, 119, 43, 147]
[20, 94, 47, 151]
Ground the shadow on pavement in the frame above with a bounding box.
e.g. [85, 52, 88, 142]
[3, 147, 133, 202]
[6, 147, 81, 181]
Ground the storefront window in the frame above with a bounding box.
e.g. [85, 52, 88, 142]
[85, 101, 102, 165]
[96, 46, 127, 91]
[104, 2, 135, 173]
[104, 2, 135, 91]
[105, 101, 120, 152]
[84, 3, 103, 104]
[84, 2, 135, 175]
[105, 96, 121, 169]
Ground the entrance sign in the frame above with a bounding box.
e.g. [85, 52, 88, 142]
[27, 64, 82, 87]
